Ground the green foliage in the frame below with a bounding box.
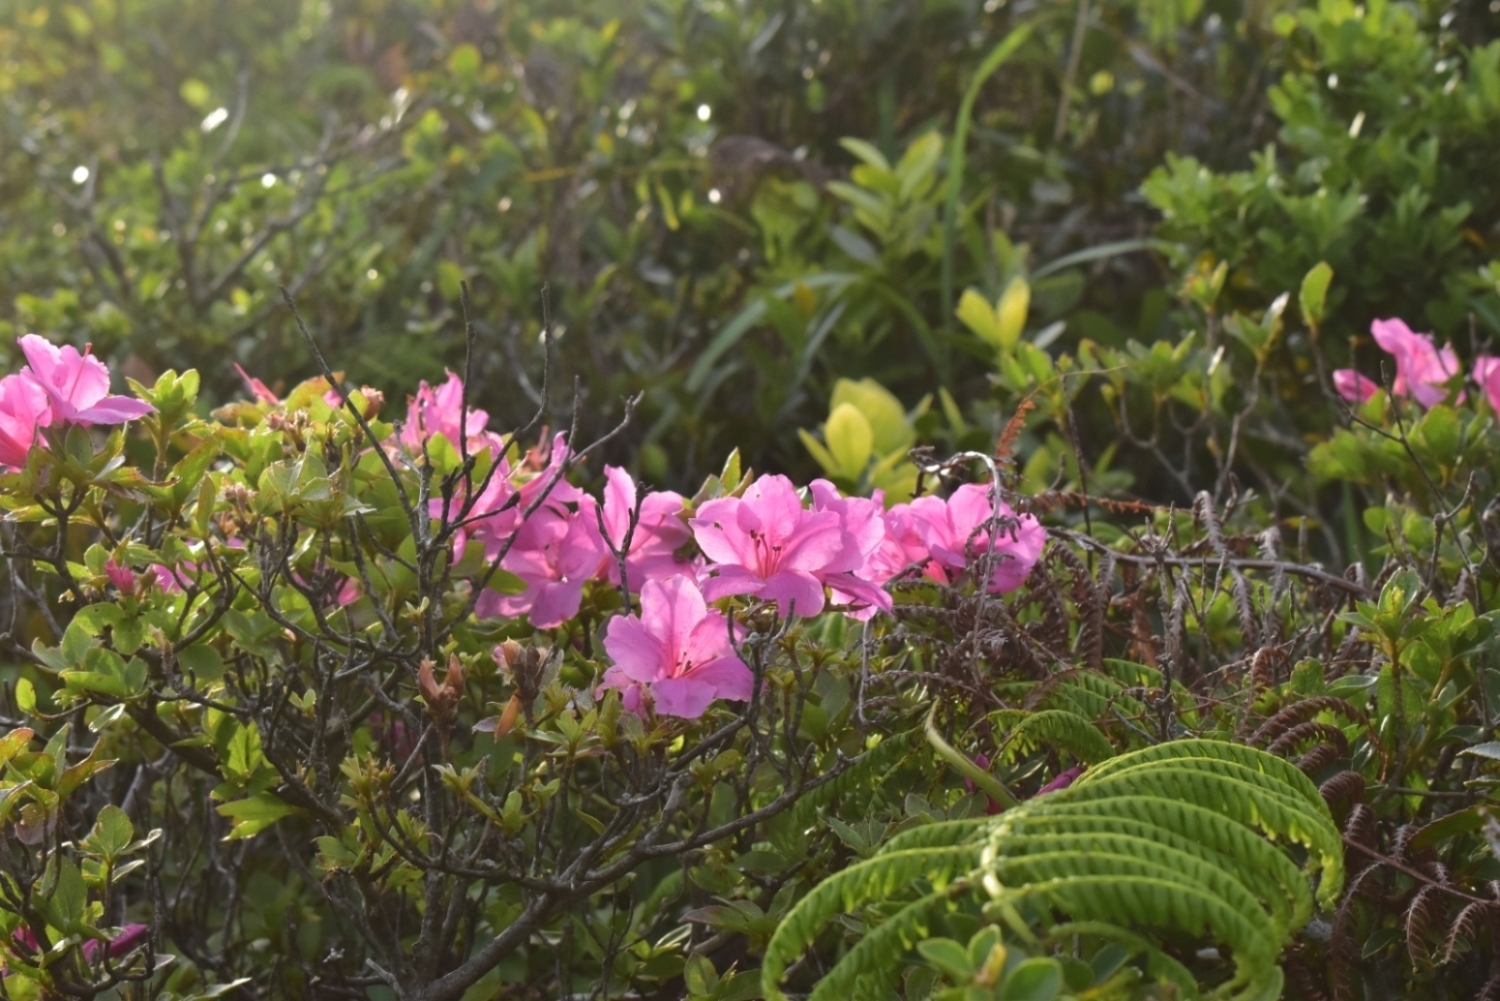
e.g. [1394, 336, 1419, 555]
[762, 741, 1344, 1001]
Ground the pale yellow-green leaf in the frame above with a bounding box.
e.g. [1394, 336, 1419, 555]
[1299, 261, 1333, 329]
[956, 288, 1001, 347]
[825, 403, 874, 480]
[939, 387, 969, 434]
[869, 451, 918, 503]
[830, 378, 913, 455]
[996, 277, 1031, 351]
[798, 429, 841, 478]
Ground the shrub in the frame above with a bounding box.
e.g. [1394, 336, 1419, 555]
[0, 308, 1496, 1001]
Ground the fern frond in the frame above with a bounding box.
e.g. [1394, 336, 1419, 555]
[879, 816, 991, 855]
[1406, 884, 1441, 968]
[997, 709, 1115, 764]
[769, 728, 916, 849]
[761, 845, 978, 1000]
[1060, 764, 1343, 904]
[1441, 899, 1494, 964]
[991, 875, 1281, 999]
[767, 740, 1342, 1001]
[1266, 721, 1348, 757]
[802, 882, 974, 1001]
[1101, 658, 1163, 688]
[1319, 770, 1365, 810]
[1080, 739, 1331, 818]
[1297, 742, 1340, 775]
[982, 848, 1279, 946]
[1248, 696, 1366, 748]
[989, 827, 1301, 933]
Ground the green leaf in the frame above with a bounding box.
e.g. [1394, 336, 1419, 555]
[684, 954, 719, 996]
[15, 678, 36, 715]
[824, 404, 873, 480]
[839, 137, 891, 172]
[956, 288, 1001, 347]
[917, 938, 975, 981]
[717, 970, 766, 1001]
[225, 723, 267, 782]
[216, 793, 298, 840]
[825, 385, 902, 448]
[1002, 958, 1062, 1000]
[1458, 741, 1500, 761]
[1409, 806, 1486, 849]
[995, 278, 1031, 351]
[73, 603, 123, 636]
[86, 804, 135, 861]
[447, 43, 481, 83]
[177, 644, 225, 680]
[799, 429, 840, 478]
[42, 858, 87, 930]
[1299, 262, 1333, 328]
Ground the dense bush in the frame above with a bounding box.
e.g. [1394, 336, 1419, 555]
[0, 313, 1494, 1000]
[5, 0, 1500, 999]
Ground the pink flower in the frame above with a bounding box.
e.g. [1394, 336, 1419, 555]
[1370, 318, 1462, 407]
[399, 371, 498, 455]
[11, 923, 148, 965]
[104, 559, 136, 594]
[450, 433, 580, 558]
[16, 334, 154, 426]
[234, 364, 281, 405]
[1035, 765, 1085, 796]
[0, 373, 50, 469]
[1474, 355, 1500, 413]
[599, 466, 695, 589]
[866, 501, 932, 583]
[807, 480, 894, 618]
[476, 500, 609, 628]
[690, 475, 849, 618]
[1332, 369, 1379, 404]
[597, 575, 752, 718]
[908, 483, 1045, 594]
[81, 923, 150, 963]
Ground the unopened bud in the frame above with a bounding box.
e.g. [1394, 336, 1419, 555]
[358, 387, 384, 419]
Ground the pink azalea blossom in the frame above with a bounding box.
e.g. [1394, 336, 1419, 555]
[0, 373, 50, 469]
[907, 483, 1045, 594]
[807, 480, 895, 618]
[1332, 368, 1379, 404]
[599, 466, 695, 590]
[82, 923, 150, 963]
[399, 371, 499, 455]
[450, 433, 580, 559]
[1035, 765, 1085, 796]
[690, 474, 850, 618]
[1474, 355, 1500, 413]
[234, 364, 281, 405]
[12, 923, 148, 964]
[476, 500, 609, 628]
[104, 559, 136, 594]
[515, 433, 582, 508]
[597, 575, 752, 718]
[866, 501, 932, 584]
[16, 334, 154, 426]
[1369, 318, 1462, 407]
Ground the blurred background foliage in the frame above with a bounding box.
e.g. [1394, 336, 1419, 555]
[4, 0, 1500, 513]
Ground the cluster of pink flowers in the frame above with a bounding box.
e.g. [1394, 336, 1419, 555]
[1333, 317, 1500, 411]
[0, 344, 1047, 724]
[381, 373, 1048, 720]
[0, 335, 155, 468]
